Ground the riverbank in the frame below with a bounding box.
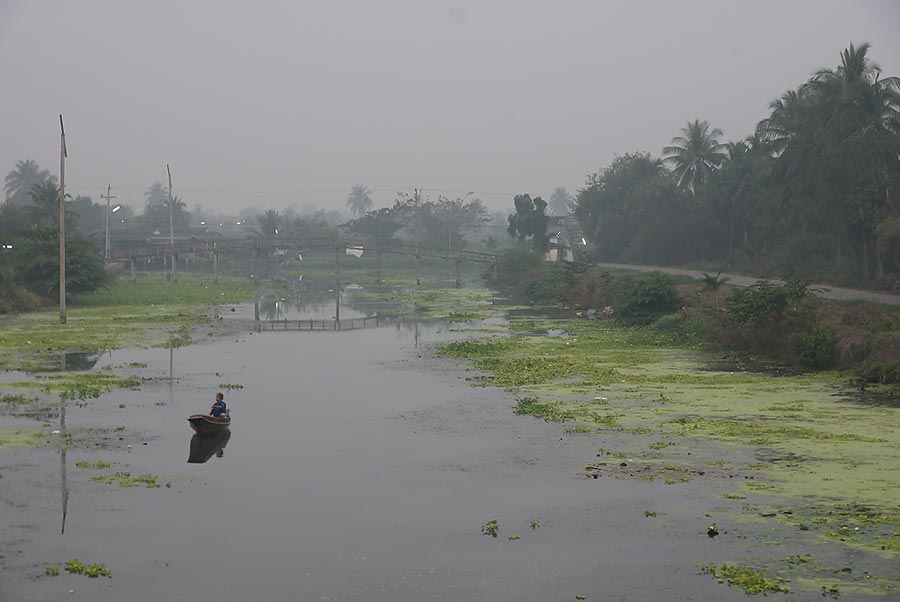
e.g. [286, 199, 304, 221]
[438, 314, 899, 598]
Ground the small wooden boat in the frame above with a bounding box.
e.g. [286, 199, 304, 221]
[188, 430, 231, 464]
[188, 413, 231, 435]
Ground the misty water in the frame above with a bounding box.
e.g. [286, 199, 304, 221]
[2, 316, 756, 602]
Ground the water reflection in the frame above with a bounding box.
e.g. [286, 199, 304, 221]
[59, 399, 68, 535]
[188, 430, 232, 464]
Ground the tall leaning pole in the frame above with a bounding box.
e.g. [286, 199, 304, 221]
[58, 115, 67, 324]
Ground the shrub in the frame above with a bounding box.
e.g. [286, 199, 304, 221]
[788, 327, 836, 369]
[615, 273, 680, 326]
[725, 279, 810, 324]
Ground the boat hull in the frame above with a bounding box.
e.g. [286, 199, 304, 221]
[188, 414, 231, 435]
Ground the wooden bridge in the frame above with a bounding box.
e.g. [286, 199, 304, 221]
[109, 236, 500, 289]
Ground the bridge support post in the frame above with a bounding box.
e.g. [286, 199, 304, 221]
[376, 250, 383, 284]
[213, 242, 219, 284]
[455, 258, 462, 289]
[415, 244, 421, 287]
[130, 256, 136, 283]
[335, 239, 341, 329]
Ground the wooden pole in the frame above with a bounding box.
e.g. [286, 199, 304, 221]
[376, 250, 383, 284]
[415, 244, 421, 287]
[167, 165, 176, 284]
[58, 115, 67, 324]
[213, 242, 219, 284]
[130, 256, 136, 283]
[455, 257, 462, 289]
[335, 238, 341, 329]
[101, 184, 116, 259]
[491, 257, 498, 284]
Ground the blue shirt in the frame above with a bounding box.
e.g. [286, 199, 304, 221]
[211, 400, 227, 417]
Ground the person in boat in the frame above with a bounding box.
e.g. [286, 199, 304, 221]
[210, 392, 228, 418]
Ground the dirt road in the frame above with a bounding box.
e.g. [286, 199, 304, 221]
[598, 262, 900, 305]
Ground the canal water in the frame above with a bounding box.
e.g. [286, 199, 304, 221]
[1, 320, 754, 602]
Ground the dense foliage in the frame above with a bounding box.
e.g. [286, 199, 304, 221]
[11, 226, 107, 297]
[575, 43, 900, 288]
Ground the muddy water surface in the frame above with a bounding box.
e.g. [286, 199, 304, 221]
[2, 322, 755, 602]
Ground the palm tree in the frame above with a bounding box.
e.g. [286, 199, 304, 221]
[4, 160, 52, 205]
[548, 187, 572, 216]
[346, 184, 373, 217]
[25, 180, 75, 227]
[700, 270, 730, 307]
[256, 210, 281, 239]
[144, 182, 168, 208]
[663, 119, 727, 193]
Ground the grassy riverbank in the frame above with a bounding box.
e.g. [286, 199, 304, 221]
[0, 273, 257, 372]
[438, 315, 900, 598]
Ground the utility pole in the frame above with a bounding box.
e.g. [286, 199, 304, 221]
[58, 115, 67, 324]
[100, 184, 116, 259]
[167, 164, 176, 284]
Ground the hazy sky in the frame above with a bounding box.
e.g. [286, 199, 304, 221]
[2, 0, 899, 216]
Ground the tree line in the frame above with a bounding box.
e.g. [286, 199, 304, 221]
[574, 43, 900, 288]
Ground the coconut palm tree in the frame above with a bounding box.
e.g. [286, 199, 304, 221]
[663, 119, 727, 193]
[256, 210, 281, 239]
[4, 160, 52, 205]
[25, 180, 75, 227]
[144, 182, 168, 208]
[548, 187, 572, 216]
[346, 184, 373, 217]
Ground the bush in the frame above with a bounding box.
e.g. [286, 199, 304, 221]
[788, 327, 835, 369]
[13, 226, 107, 298]
[615, 273, 680, 326]
[725, 279, 810, 324]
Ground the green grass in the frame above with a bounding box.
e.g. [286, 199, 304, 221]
[0, 273, 260, 372]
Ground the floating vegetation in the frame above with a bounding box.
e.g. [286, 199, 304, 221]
[514, 397, 617, 427]
[0, 394, 34, 405]
[46, 373, 140, 400]
[64, 559, 112, 579]
[530, 518, 540, 530]
[0, 427, 45, 449]
[699, 563, 789, 595]
[507, 535, 520, 541]
[89, 472, 160, 488]
[74, 460, 112, 469]
[44, 565, 60, 577]
[481, 519, 499, 538]
[217, 383, 244, 390]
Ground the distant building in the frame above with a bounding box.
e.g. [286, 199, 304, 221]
[545, 215, 585, 262]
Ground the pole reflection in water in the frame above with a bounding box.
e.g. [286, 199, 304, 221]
[59, 398, 68, 535]
[187, 430, 231, 464]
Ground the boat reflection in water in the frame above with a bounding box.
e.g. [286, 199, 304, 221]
[187, 430, 231, 464]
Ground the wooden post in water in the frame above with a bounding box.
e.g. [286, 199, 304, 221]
[335, 238, 341, 329]
[376, 250, 383, 284]
[213, 242, 219, 284]
[415, 244, 421, 287]
[130, 256, 136, 283]
[254, 297, 260, 324]
[491, 257, 498, 284]
[455, 258, 462, 288]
